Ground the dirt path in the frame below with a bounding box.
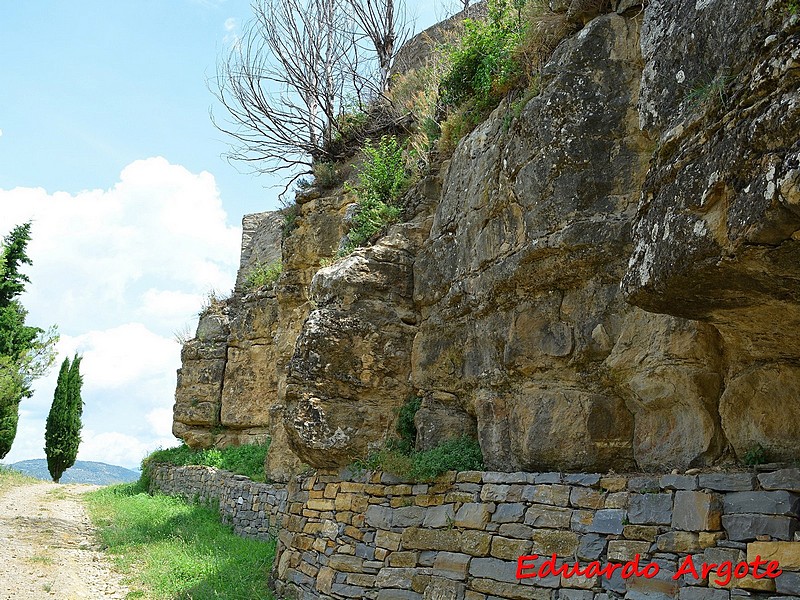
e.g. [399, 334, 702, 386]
[0, 481, 130, 599]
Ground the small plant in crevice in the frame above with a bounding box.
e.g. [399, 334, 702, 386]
[313, 161, 344, 189]
[742, 443, 767, 466]
[281, 201, 300, 238]
[395, 396, 422, 454]
[243, 260, 283, 292]
[339, 135, 409, 256]
[685, 73, 737, 110]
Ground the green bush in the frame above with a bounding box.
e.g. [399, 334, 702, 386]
[340, 136, 409, 255]
[440, 0, 528, 113]
[395, 396, 421, 454]
[313, 161, 343, 189]
[357, 436, 483, 482]
[143, 441, 270, 482]
[243, 260, 282, 291]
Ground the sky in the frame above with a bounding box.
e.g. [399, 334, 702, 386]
[0, 1, 442, 470]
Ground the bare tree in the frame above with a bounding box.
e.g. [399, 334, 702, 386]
[211, 0, 357, 185]
[346, 0, 413, 93]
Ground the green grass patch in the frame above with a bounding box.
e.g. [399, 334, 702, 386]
[356, 436, 484, 482]
[85, 481, 275, 599]
[142, 442, 270, 482]
[0, 464, 38, 495]
[243, 261, 283, 292]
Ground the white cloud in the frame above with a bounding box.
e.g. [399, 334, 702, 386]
[0, 157, 242, 468]
[224, 17, 236, 31]
[0, 128, 4, 137]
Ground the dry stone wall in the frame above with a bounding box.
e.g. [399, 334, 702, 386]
[147, 463, 288, 540]
[148, 463, 800, 600]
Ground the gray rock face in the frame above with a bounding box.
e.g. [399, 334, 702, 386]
[622, 0, 800, 462]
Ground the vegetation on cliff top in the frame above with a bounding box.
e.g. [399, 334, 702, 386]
[143, 442, 271, 483]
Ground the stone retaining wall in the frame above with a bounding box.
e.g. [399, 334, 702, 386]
[147, 464, 800, 600]
[147, 463, 288, 539]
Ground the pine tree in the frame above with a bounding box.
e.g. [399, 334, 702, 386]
[44, 355, 83, 483]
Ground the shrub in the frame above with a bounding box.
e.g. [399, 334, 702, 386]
[281, 202, 300, 238]
[356, 436, 484, 482]
[142, 441, 270, 482]
[313, 161, 343, 189]
[440, 0, 528, 113]
[244, 260, 283, 291]
[340, 136, 409, 255]
[743, 443, 767, 466]
[395, 396, 422, 454]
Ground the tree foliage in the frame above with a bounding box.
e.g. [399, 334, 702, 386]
[0, 224, 57, 459]
[45, 355, 83, 483]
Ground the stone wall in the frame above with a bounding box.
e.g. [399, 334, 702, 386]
[147, 463, 800, 600]
[147, 463, 288, 540]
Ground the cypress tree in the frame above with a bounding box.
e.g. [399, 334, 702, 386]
[44, 355, 83, 483]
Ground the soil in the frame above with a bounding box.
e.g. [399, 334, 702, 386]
[0, 481, 130, 599]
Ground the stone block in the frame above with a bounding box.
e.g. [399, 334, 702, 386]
[493, 503, 527, 523]
[499, 523, 535, 539]
[722, 514, 799, 541]
[673, 490, 723, 531]
[605, 492, 630, 509]
[491, 536, 533, 561]
[522, 484, 571, 506]
[588, 509, 625, 534]
[624, 525, 660, 542]
[525, 505, 572, 528]
[531, 529, 579, 556]
[570, 510, 595, 533]
[470, 578, 552, 599]
[600, 476, 628, 493]
[455, 503, 491, 529]
[565, 473, 602, 487]
[629, 493, 673, 525]
[377, 530, 403, 551]
[424, 504, 456, 528]
[747, 541, 800, 569]
[377, 590, 423, 600]
[376, 568, 416, 589]
[535, 473, 563, 484]
[759, 468, 800, 493]
[570, 487, 606, 509]
[460, 530, 492, 556]
[366, 505, 394, 529]
[679, 587, 730, 600]
[468, 558, 520, 584]
[558, 591, 593, 600]
[389, 551, 418, 567]
[481, 484, 511, 502]
[723, 491, 800, 516]
[577, 533, 607, 560]
[698, 473, 756, 492]
[328, 555, 364, 573]
[657, 531, 701, 553]
[433, 552, 471, 580]
[483, 472, 530, 484]
[661, 474, 699, 491]
[402, 528, 462, 552]
[628, 477, 661, 492]
[608, 539, 652, 562]
[423, 577, 466, 600]
[775, 571, 800, 595]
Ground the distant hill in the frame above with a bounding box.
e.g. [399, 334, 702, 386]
[6, 459, 139, 485]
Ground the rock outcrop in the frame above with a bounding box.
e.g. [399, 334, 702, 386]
[172, 0, 800, 479]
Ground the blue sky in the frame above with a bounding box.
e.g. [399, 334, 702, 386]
[0, 0, 442, 469]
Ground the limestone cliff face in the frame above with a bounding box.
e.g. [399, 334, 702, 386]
[172, 0, 800, 479]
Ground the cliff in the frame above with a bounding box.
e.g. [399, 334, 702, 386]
[173, 0, 800, 481]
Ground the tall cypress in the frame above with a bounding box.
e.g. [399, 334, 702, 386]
[44, 354, 83, 483]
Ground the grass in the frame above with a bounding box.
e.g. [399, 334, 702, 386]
[142, 442, 270, 483]
[85, 481, 276, 600]
[0, 464, 38, 495]
[355, 436, 484, 482]
[243, 261, 283, 292]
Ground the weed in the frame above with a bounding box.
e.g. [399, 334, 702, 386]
[85, 483, 276, 599]
[788, 0, 798, 15]
[281, 202, 300, 238]
[0, 464, 37, 495]
[172, 323, 193, 346]
[199, 290, 229, 318]
[142, 441, 271, 483]
[339, 136, 409, 255]
[686, 73, 736, 109]
[243, 260, 283, 292]
[743, 443, 767, 466]
[354, 436, 483, 482]
[395, 396, 422, 454]
[313, 161, 343, 189]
